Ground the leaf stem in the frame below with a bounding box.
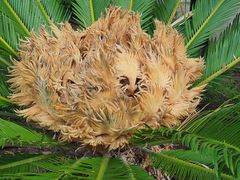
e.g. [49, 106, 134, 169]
[167, 0, 181, 26]
[2, 0, 30, 36]
[171, 11, 192, 27]
[89, 0, 95, 24]
[0, 111, 19, 119]
[0, 96, 13, 105]
[151, 152, 233, 180]
[96, 157, 110, 180]
[186, 0, 225, 48]
[175, 130, 240, 153]
[36, 0, 51, 26]
[129, 0, 133, 11]
[55, 158, 84, 180]
[125, 163, 135, 180]
[0, 154, 50, 170]
[0, 55, 11, 66]
[0, 37, 17, 57]
[196, 56, 240, 86]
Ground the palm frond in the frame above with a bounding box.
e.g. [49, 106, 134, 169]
[0, 0, 30, 35]
[0, 154, 52, 176]
[171, 11, 192, 34]
[0, 16, 19, 59]
[0, 96, 12, 108]
[72, 0, 111, 29]
[0, 55, 12, 67]
[132, 100, 240, 178]
[0, 118, 57, 148]
[0, 71, 12, 108]
[0, 75, 9, 97]
[73, 0, 156, 33]
[126, 0, 155, 33]
[5, 0, 70, 31]
[0, 155, 153, 179]
[172, 130, 240, 178]
[6, 0, 48, 32]
[41, 0, 71, 23]
[0, 71, 11, 108]
[182, 101, 240, 149]
[130, 125, 172, 147]
[162, 150, 214, 167]
[199, 70, 240, 109]
[0, 0, 70, 63]
[134, 126, 240, 178]
[196, 15, 240, 86]
[184, 0, 240, 57]
[150, 151, 233, 180]
[0, 71, 12, 109]
[155, 0, 181, 25]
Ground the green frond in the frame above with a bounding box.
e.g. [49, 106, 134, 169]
[0, 16, 19, 59]
[171, 131, 240, 178]
[0, 154, 53, 176]
[72, 0, 111, 29]
[131, 127, 175, 147]
[7, 0, 44, 32]
[0, 71, 11, 108]
[162, 150, 214, 167]
[41, 0, 71, 24]
[184, 0, 240, 57]
[150, 151, 233, 180]
[5, 0, 70, 32]
[0, 0, 30, 36]
[0, 156, 153, 179]
[111, 0, 156, 34]
[0, 74, 9, 97]
[0, 118, 57, 148]
[0, 0, 71, 63]
[0, 66, 11, 109]
[123, 0, 155, 33]
[73, 0, 156, 33]
[170, 12, 192, 35]
[196, 15, 240, 86]
[0, 96, 12, 108]
[133, 100, 240, 178]
[0, 55, 11, 67]
[183, 101, 240, 149]
[155, 0, 181, 25]
[130, 126, 172, 147]
[199, 70, 240, 109]
[0, 34, 18, 59]
[134, 126, 240, 178]
[55, 156, 153, 179]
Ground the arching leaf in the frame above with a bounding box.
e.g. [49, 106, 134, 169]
[0, 0, 71, 62]
[0, 156, 153, 179]
[72, 0, 111, 29]
[184, 0, 240, 57]
[155, 0, 181, 25]
[151, 151, 232, 180]
[196, 15, 240, 86]
[0, 118, 57, 148]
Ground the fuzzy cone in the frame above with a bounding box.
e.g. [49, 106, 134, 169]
[9, 7, 205, 150]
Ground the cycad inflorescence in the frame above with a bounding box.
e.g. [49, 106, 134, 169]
[9, 7, 205, 150]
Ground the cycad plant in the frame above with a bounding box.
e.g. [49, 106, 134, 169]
[0, 0, 240, 179]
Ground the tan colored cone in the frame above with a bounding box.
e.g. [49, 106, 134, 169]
[9, 7, 205, 150]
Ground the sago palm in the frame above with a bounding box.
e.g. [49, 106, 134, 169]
[0, 0, 240, 179]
